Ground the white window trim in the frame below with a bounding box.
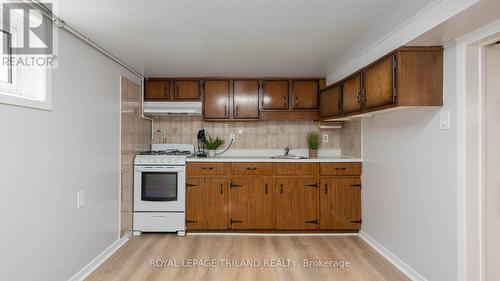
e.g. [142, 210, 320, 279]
[0, 4, 52, 111]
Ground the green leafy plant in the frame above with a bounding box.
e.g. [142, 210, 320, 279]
[206, 136, 225, 150]
[307, 132, 321, 150]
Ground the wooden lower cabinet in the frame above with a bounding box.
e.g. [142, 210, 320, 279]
[275, 178, 319, 230]
[186, 178, 228, 230]
[319, 177, 361, 230]
[229, 177, 274, 229]
[186, 162, 361, 232]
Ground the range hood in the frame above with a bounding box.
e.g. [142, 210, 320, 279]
[143, 102, 202, 115]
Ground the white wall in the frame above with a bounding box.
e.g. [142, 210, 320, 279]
[360, 44, 458, 281]
[0, 30, 140, 280]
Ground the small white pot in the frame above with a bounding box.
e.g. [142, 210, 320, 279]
[208, 150, 216, 157]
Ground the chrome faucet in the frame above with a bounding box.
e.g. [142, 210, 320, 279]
[284, 146, 291, 156]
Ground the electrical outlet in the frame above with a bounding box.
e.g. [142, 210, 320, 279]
[230, 134, 236, 142]
[77, 190, 85, 208]
[322, 134, 329, 143]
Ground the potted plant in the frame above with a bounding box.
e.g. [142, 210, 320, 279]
[307, 132, 321, 158]
[205, 136, 225, 157]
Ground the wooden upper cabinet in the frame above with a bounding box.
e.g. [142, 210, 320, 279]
[319, 83, 342, 118]
[145, 80, 169, 100]
[233, 80, 259, 119]
[261, 80, 289, 110]
[342, 73, 363, 114]
[292, 80, 319, 110]
[174, 80, 201, 100]
[203, 80, 230, 119]
[364, 55, 395, 110]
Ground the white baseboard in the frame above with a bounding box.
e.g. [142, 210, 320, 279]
[68, 234, 130, 281]
[359, 230, 427, 281]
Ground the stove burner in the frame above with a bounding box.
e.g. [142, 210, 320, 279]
[140, 150, 192, 156]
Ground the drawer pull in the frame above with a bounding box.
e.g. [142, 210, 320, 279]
[350, 184, 362, 188]
[335, 167, 347, 171]
[202, 167, 214, 170]
[324, 184, 328, 194]
[230, 183, 242, 188]
[230, 219, 243, 224]
[350, 220, 362, 224]
[265, 184, 268, 194]
[305, 183, 318, 188]
[186, 219, 198, 224]
[220, 184, 224, 194]
[305, 219, 318, 224]
[280, 184, 284, 194]
[246, 167, 258, 171]
[186, 183, 198, 187]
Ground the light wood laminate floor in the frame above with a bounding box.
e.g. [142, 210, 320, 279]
[86, 234, 409, 281]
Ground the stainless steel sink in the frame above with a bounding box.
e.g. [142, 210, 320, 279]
[270, 155, 308, 159]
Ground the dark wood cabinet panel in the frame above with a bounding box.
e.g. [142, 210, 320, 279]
[231, 162, 273, 175]
[275, 178, 319, 230]
[320, 163, 362, 176]
[185, 178, 205, 229]
[364, 55, 395, 110]
[229, 177, 274, 229]
[319, 83, 342, 118]
[320, 177, 361, 230]
[145, 80, 169, 100]
[188, 163, 227, 176]
[233, 80, 259, 119]
[261, 80, 289, 110]
[174, 80, 201, 100]
[203, 80, 230, 119]
[342, 73, 362, 114]
[292, 80, 319, 110]
[275, 163, 318, 175]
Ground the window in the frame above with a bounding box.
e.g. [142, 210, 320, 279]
[0, 4, 52, 110]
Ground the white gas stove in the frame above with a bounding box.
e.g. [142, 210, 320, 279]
[133, 144, 194, 237]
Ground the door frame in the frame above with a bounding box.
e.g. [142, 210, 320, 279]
[456, 19, 500, 281]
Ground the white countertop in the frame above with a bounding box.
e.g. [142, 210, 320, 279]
[186, 156, 362, 163]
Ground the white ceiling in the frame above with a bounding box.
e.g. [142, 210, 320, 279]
[57, 0, 436, 77]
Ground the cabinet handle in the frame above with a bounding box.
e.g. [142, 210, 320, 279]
[202, 167, 214, 170]
[235, 105, 239, 117]
[324, 183, 328, 194]
[246, 167, 257, 171]
[280, 184, 284, 194]
[220, 184, 223, 194]
[335, 167, 347, 171]
[175, 85, 179, 98]
[265, 184, 268, 194]
[295, 96, 298, 107]
[224, 105, 227, 117]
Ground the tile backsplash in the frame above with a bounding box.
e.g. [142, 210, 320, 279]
[153, 116, 344, 150]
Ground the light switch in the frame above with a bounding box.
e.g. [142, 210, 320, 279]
[322, 134, 329, 143]
[440, 111, 451, 130]
[77, 190, 85, 208]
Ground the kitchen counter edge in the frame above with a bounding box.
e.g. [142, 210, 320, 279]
[186, 156, 363, 163]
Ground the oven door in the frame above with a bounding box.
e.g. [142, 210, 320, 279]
[133, 165, 185, 212]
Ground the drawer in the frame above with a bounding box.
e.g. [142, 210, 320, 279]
[231, 163, 273, 175]
[187, 163, 227, 175]
[320, 163, 361, 176]
[274, 163, 318, 175]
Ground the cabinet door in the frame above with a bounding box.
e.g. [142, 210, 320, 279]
[364, 55, 395, 109]
[319, 177, 361, 230]
[145, 80, 169, 100]
[186, 178, 228, 230]
[203, 80, 230, 119]
[262, 80, 289, 110]
[275, 178, 319, 229]
[174, 80, 201, 100]
[342, 73, 363, 114]
[204, 178, 228, 229]
[186, 178, 205, 229]
[233, 80, 259, 119]
[319, 83, 342, 118]
[229, 177, 274, 229]
[292, 80, 319, 110]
